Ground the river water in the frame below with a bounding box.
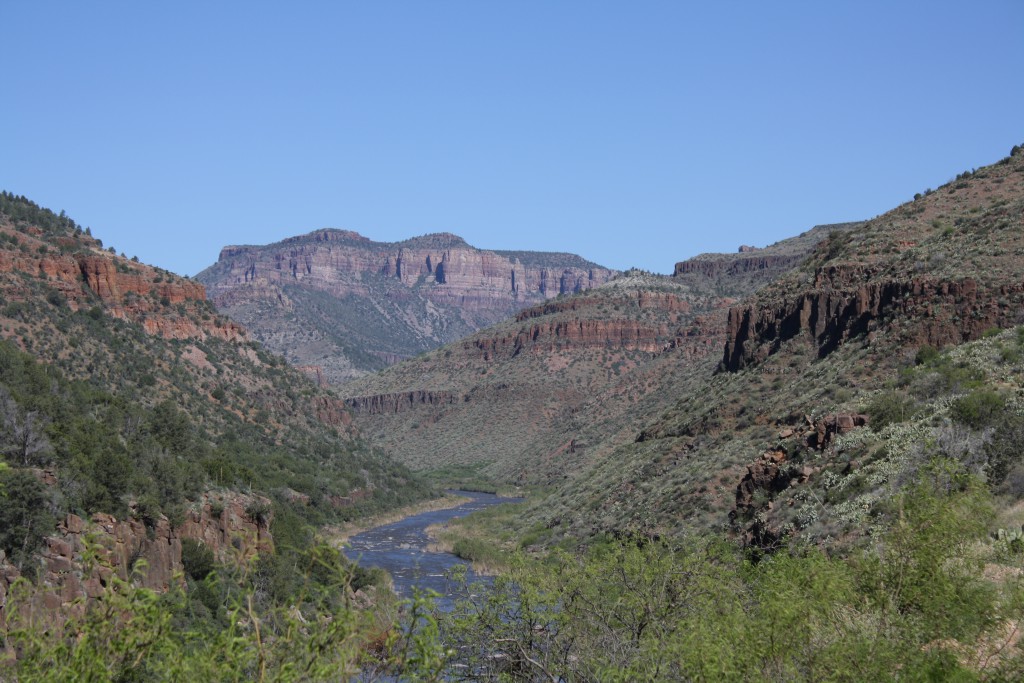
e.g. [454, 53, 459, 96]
[344, 491, 520, 604]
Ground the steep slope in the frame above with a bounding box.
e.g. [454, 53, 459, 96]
[722, 155, 1024, 371]
[196, 229, 617, 385]
[0, 193, 429, 622]
[340, 224, 856, 485]
[518, 144, 1024, 546]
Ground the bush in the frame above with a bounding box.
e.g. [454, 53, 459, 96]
[245, 500, 271, 527]
[950, 389, 1005, 429]
[985, 413, 1024, 488]
[180, 538, 216, 581]
[865, 390, 916, 432]
[914, 345, 940, 365]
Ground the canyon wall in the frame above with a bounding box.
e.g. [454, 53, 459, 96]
[721, 267, 1024, 372]
[198, 229, 617, 384]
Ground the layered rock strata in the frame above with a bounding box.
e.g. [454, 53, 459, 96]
[197, 229, 616, 384]
[0, 222, 243, 342]
[722, 271, 1024, 372]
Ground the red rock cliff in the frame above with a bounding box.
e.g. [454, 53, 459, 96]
[721, 268, 1024, 372]
[0, 493, 272, 630]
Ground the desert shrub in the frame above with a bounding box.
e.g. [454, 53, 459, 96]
[865, 390, 916, 432]
[245, 500, 272, 527]
[950, 389, 1006, 429]
[985, 413, 1024, 488]
[914, 344, 940, 365]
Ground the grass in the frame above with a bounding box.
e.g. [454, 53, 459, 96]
[425, 500, 527, 574]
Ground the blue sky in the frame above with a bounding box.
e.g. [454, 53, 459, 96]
[2, 2, 1022, 275]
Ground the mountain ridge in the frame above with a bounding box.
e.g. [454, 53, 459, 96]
[197, 228, 617, 385]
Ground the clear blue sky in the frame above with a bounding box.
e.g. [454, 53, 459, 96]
[3, 2, 1022, 275]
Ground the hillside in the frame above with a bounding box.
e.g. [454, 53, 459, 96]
[340, 223, 858, 485]
[0, 193, 429, 624]
[196, 229, 617, 385]
[513, 144, 1024, 546]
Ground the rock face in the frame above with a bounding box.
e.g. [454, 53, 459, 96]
[197, 229, 617, 385]
[0, 222, 244, 343]
[732, 414, 869, 548]
[672, 223, 864, 291]
[345, 389, 461, 415]
[0, 493, 272, 630]
[722, 273, 1024, 372]
[338, 256, 799, 480]
[720, 151, 1024, 372]
[674, 252, 803, 279]
[338, 223, 857, 480]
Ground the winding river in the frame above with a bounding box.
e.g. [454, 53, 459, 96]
[344, 491, 520, 604]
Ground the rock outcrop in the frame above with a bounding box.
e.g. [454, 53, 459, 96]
[345, 390, 461, 415]
[731, 413, 871, 548]
[720, 154, 1024, 372]
[721, 270, 1024, 372]
[0, 493, 272, 630]
[0, 220, 244, 343]
[674, 253, 805, 279]
[673, 223, 864, 282]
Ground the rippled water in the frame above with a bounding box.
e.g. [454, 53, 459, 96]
[343, 491, 519, 603]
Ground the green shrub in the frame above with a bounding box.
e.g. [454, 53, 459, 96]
[244, 500, 271, 527]
[950, 389, 1005, 429]
[0, 467, 55, 576]
[180, 538, 216, 581]
[865, 390, 916, 432]
[914, 345, 940, 365]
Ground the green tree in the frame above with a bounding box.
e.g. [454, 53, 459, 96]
[0, 467, 55, 575]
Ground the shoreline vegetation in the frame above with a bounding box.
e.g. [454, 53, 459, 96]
[325, 492, 472, 544]
[425, 500, 526, 575]
[423, 523, 505, 576]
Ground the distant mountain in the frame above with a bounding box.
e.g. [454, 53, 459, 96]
[196, 229, 617, 385]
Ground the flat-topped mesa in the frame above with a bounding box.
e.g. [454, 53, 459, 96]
[206, 228, 615, 299]
[197, 228, 618, 384]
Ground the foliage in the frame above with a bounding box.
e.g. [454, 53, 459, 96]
[0, 467, 55, 576]
[438, 468, 1021, 680]
[0, 191, 83, 237]
[3, 542, 446, 683]
[179, 538, 215, 582]
[950, 389, 1006, 430]
[864, 389, 915, 432]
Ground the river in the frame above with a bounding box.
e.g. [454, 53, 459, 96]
[343, 491, 520, 604]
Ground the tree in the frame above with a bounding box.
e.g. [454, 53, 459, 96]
[0, 466, 55, 574]
[0, 385, 51, 466]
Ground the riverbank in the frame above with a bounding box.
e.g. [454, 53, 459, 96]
[326, 493, 472, 544]
[425, 497, 527, 575]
